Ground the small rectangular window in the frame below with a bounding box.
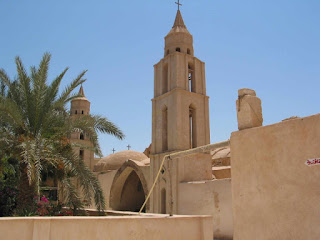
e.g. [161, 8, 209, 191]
[80, 133, 84, 140]
[79, 150, 84, 160]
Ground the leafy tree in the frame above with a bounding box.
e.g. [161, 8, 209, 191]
[0, 157, 20, 216]
[0, 53, 124, 214]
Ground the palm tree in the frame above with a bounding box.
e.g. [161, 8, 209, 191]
[0, 53, 124, 213]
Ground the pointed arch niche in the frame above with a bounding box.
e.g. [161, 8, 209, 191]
[188, 64, 195, 93]
[162, 105, 168, 151]
[162, 64, 168, 94]
[109, 161, 149, 212]
[189, 104, 197, 148]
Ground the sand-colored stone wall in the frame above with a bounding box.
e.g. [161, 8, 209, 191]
[231, 113, 320, 240]
[96, 170, 117, 209]
[178, 179, 233, 240]
[0, 215, 213, 240]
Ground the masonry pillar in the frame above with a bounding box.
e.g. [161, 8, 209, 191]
[236, 88, 263, 130]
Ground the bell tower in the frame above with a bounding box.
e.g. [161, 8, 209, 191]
[150, 9, 211, 213]
[151, 10, 210, 154]
[70, 86, 95, 170]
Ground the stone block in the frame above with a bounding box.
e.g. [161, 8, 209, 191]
[236, 88, 263, 130]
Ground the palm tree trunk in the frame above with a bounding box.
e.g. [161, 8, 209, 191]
[16, 164, 36, 215]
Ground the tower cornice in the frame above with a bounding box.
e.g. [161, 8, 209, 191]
[152, 88, 209, 102]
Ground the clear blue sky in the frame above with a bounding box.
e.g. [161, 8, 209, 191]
[1, 0, 319, 156]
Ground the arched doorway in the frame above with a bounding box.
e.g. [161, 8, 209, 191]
[109, 160, 149, 212]
[118, 171, 145, 212]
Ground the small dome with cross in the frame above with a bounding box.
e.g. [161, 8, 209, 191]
[93, 150, 148, 172]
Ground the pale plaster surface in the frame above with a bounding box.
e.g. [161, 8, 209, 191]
[96, 170, 117, 209]
[178, 179, 233, 240]
[0, 215, 213, 240]
[231, 113, 320, 240]
[212, 166, 231, 179]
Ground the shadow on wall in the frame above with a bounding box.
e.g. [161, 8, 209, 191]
[109, 163, 149, 212]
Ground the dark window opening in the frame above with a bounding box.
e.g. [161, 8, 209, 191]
[81, 110, 84, 114]
[162, 64, 168, 94]
[189, 106, 196, 148]
[176, 47, 181, 52]
[187, 49, 191, 54]
[188, 65, 194, 92]
[75, 110, 77, 114]
[79, 149, 84, 160]
[161, 188, 166, 214]
[166, 49, 170, 55]
[80, 132, 84, 140]
[162, 106, 168, 151]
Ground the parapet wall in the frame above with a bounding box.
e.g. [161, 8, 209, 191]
[178, 179, 233, 240]
[231, 113, 320, 240]
[0, 215, 213, 240]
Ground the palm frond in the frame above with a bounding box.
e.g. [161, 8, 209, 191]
[0, 96, 24, 128]
[91, 114, 125, 140]
[0, 68, 12, 87]
[31, 54, 51, 134]
[15, 56, 34, 131]
[55, 70, 87, 107]
[59, 176, 84, 210]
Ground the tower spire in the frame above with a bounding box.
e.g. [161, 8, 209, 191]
[173, 10, 186, 28]
[79, 85, 85, 97]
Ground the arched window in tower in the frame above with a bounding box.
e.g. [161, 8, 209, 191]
[189, 105, 197, 148]
[176, 47, 181, 52]
[161, 188, 166, 214]
[75, 110, 78, 115]
[162, 64, 168, 94]
[188, 64, 195, 93]
[79, 149, 84, 160]
[187, 48, 191, 55]
[162, 106, 168, 151]
[81, 110, 84, 114]
[166, 49, 170, 56]
[80, 132, 84, 140]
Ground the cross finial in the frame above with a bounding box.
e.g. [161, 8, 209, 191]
[112, 148, 116, 154]
[127, 144, 131, 150]
[175, 0, 182, 10]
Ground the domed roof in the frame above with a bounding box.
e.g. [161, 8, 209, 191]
[94, 150, 148, 172]
[211, 147, 231, 167]
[141, 158, 150, 165]
[211, 147, 230, 160]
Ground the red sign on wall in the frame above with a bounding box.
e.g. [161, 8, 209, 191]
[305, 158, 320, 166]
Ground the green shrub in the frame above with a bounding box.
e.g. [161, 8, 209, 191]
[0, 157, 20, 216]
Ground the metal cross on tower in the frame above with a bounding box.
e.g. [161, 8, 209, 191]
[175, 0, 182, 10]
[112, 148, 116, 154]
[127, 144, 131, 150]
